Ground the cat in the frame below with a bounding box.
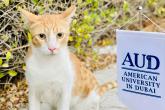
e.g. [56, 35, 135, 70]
[20, 5, 117, 110]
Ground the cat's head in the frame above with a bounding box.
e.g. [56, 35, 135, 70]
[21, 6, 76, 55]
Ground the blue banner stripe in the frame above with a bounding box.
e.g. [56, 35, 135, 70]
[122, 89, 161, 98]
[121, 67, 160, 75]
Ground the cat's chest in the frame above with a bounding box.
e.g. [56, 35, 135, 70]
[25, 55, 74, 84]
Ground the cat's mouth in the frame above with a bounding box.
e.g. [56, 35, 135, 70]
[49, 52, 56, 55]
[48, 50, 59, 55]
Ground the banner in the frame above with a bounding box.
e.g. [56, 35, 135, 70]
[116, 30, 165, 110]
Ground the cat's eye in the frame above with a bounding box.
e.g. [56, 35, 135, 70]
[38, 33, 46, 39]
[57, 32, 64, 39]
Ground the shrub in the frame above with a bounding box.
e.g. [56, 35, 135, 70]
[0, 0, 164, 81]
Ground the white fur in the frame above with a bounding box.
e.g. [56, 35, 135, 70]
[47, 31, 59, 49]
[26, 47, 74, 110]
[71, 91, 100, 110]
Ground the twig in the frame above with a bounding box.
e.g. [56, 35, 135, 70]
[0, 21, 11, 33]
[0, 44, 30, 55]
[0, 83, 12, 85]
[142, 14, 165, 32]
[0, 39, 11, 49]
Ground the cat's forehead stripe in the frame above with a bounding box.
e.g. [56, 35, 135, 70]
[38, 16, 67, 33]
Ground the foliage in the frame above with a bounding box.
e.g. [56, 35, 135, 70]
[0, 0, 165, 82]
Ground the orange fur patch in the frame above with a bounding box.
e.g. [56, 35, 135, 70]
[70, 53, 117, 97]
[32, 37, 45, 47]
[70, 53, 99, 97]
[97, 81, 117, 96]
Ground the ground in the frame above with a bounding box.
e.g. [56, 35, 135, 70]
[95, 64, 128, 110]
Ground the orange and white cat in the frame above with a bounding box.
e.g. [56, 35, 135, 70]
[21, 5, 116, 110]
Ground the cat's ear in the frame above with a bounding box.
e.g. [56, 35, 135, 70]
[61, 5, 76, 23]
[20, 8, 39, 25]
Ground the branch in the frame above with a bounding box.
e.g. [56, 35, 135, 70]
[0, 44, 30, 55]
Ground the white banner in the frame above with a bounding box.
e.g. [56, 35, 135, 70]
[116, 30, 165, 110]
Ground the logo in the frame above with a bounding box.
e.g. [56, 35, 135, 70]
[122, 52, 160, 70]
[121, 52, 161, 98]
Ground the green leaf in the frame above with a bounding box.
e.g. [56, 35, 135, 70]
[147, 0, 157, 7]
[109, 7, 116, 17]
[31, 0, 38, 5]
[83, 10, 88, 16]
[93, 1, 99, 8]
[77, 0, 82, 4]
[0, 58, 2, 65]
[2, 63, 9, 67]
[12, 41, 18, 48]
[7, 70, 17, 77]
[38, 6, 45, 14]
[1, 34, 9, 42]
[101, 11, 106, 17]
[72, 19, 77, 25]
[75, 42, 81, 48]
[123, 1, 129, 12]
[0, 3, 4, 8]
[86, 0, 92, 4]
[90, 13, 97, 18]
[48, 0, 53, 3]
[77, 27, 84, 33]
[3, 0, 10, 6]
[95, 17, 101, 24]
[88, 39, 92, 46]
[84, 34, 90, 39]
[84, 15, 92, 23]
[22, 65, 26, 71]
[27, 32, 32, 43]
[69, 36, 73, 41]
[77, 37, 82, 43]
[0, 73, 5, 78]
[157, 7, 165, 16]
[6, 51, 12, 61]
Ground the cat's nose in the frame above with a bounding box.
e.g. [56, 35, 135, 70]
[48, 48, 56, 52]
